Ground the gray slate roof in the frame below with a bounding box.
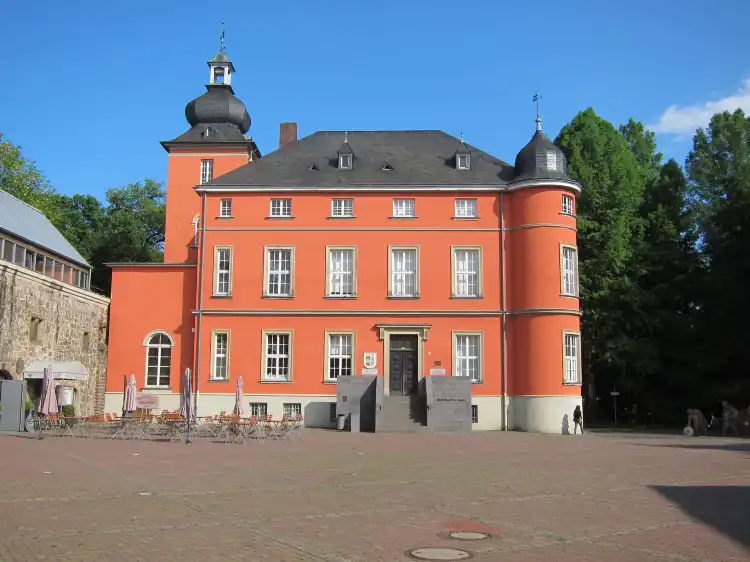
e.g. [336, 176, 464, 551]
[206, 130, 515, 188]
[0, 190, 89, 267]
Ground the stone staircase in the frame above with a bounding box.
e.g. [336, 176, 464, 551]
[379, 394, 425, 432]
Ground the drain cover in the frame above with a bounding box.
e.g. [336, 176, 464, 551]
[449, 531, 489, 541]
[407, 547, 473, 560]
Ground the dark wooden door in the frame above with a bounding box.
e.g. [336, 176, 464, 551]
[389, 335, 418, 395]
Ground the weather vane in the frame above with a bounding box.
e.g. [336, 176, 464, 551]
[220, 20, 226, 52]
[533, 92, 542, 130]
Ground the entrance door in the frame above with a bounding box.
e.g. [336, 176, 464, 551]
[389, 335, 418, 395]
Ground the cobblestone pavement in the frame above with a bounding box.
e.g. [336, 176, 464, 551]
[0, 430, 748, 561]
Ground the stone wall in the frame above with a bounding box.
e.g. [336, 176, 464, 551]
[0, 261, 110, 416]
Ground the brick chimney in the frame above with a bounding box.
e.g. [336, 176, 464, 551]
[279, 122, 298, 149]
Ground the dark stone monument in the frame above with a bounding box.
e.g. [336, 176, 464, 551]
[336, 375, 383, 433]
[425, 375, 472, 432]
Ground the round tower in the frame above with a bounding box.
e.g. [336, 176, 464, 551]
[505, 111, 582, 433]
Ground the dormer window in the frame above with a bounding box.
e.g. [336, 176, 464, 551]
[339, 154, 352, 170]
[457, 154, 470, 170]
[546, 150, 558, 170]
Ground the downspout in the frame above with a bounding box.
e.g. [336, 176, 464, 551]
[500, 191, 509, 431]
[194, 192, 208, 417]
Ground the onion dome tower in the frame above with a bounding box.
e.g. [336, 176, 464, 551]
[513, 113, 568, 181]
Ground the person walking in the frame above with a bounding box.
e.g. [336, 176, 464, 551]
[573, 405, 584, 435]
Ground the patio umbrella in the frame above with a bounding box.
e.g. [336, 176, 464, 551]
[122, 373, 137, 415]
[38, 366, 58, 415]
[234, 376, 245, 416]
[181, 368, 193, 420]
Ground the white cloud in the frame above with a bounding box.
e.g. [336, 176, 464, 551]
[648, 78, 750, 138]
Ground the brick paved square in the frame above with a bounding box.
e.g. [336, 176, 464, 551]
[0, 430, 747, 561]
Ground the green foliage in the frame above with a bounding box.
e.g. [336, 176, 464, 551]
[61, 405, 75, 416]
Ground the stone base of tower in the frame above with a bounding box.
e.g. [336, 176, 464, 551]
[509, 395, 583, 434]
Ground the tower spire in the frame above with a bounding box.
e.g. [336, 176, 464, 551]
[533, 92, 542, 131]
[220, 20, 225, 52]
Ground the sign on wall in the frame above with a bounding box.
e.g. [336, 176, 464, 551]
[136, 394, 160, 410]
[363, 352, 377, 369]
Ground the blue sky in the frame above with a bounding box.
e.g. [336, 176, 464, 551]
[1, 0, 748, 198]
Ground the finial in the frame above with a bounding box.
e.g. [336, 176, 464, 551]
[460, 132, 464, 143]
[533, 92, 542, 131]
[220, 21, 226, 52]
[344, 131, 348, 143]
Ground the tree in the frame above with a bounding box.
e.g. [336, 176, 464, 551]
[687, 109, 750, 402]
[555, 109, 646, 416]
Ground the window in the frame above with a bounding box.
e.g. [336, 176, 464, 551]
[546, 151, 558, 170]
[327, 247, 356, 297]
[562, 194, 574, 215]
[200, 159, 214, 184]
[29, 317, 43, 343]
[54, 261, 63, 280]
[457, 154, 470, 170]
[452, 247, 482, 298]
[265, 247, 294, 297]
[45, 258, 54, 278]
[213, 247, 232, 296]
[270, 198, 292, 217]
[326, 332, 354, 381]
[145, 332, 173, 387]
[263, 331, 292, 381]
[24, 249, 35, 269]
[283, 403, 302, 418]
[250, 402, 267, 417]
[339, 154, 352, 169]
[34, 254, 45, 274]
[330, 403, 337, 422]
[563, 331, 581, 384]
[13, 244, 25, 266]
[453, 333, 483, 383]
[211, 331, 229, 380]
[392, 199, 415, 218]
[1, 239, 12, 261]
[471, 405, 478, 424]
[454, 199, 478, 218]
[220, 199, 233, 218]
[82, 332, 91, 352]
[389, 247, 418, 297]
[561, 245, 578, 297]
[331, 198, 354, 217]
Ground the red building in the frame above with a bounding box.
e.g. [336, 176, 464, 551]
[105, 48, 582, 432]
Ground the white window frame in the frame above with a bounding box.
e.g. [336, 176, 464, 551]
[210, 330, 230, 381]
[451, 246, 483, 298]
[563, 330, 582, 385]
[546, 151, 558, 170]
[326, 246, 357, 297]
[560, 244, 579, 297]
[249, 402, 267, 417]
[283, 403, 303, 418]
[263, 246, 295, 297]
[454, 198, 478, 218]
[261, 330, 293, 382]
[457, 154, 471, 170]
[200, 159, 214, 184]
[452, 332, 483, 383]
[392, 199, 415, 218]
[331, 198, 354, 217]
[388, 245, 419, 297]
[270, 198, 292, 217]
[213, 246, 233, 296]
[561, 194, 574, 216]
[143, 331, 174, 388]
[325, 331, 355, 382]
[339, 154, 352, 169]
[220, 199, 233, 218]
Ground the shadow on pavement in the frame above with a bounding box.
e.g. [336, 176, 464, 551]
[642, 442, 750, 454]
[651, 485, 750, 548]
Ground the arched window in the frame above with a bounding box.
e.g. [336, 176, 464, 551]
[144, 331, 173, 387]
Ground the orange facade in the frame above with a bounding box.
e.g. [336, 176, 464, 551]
[105, 51, 582, 432]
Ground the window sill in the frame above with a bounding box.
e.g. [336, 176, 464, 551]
[559, 212, 577, 218]
[388, 216, 418, 220]
[451, 216, 480, 221]
[324, 295, 357, 299]
[387, 295, 420, 300]
[207, 378, 229, 383]
[323, 380, 339, 384]
[262, 295, 295, 300]
[563, 381, 583, 386]
[142, 386, 171, 391]
[327, 216, 357, 220]
[211, 294, 233, 299]
[451, 295, 484, 299]
[265, 216, 295, 220]
[560, 293, 579, 299]
[216, 216, 234, 220]
[259, 380, 293, 384]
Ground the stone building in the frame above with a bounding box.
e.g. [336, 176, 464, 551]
[0, 189, 110, 416]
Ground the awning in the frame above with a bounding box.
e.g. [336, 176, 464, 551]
[23, 361, 89, 381]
